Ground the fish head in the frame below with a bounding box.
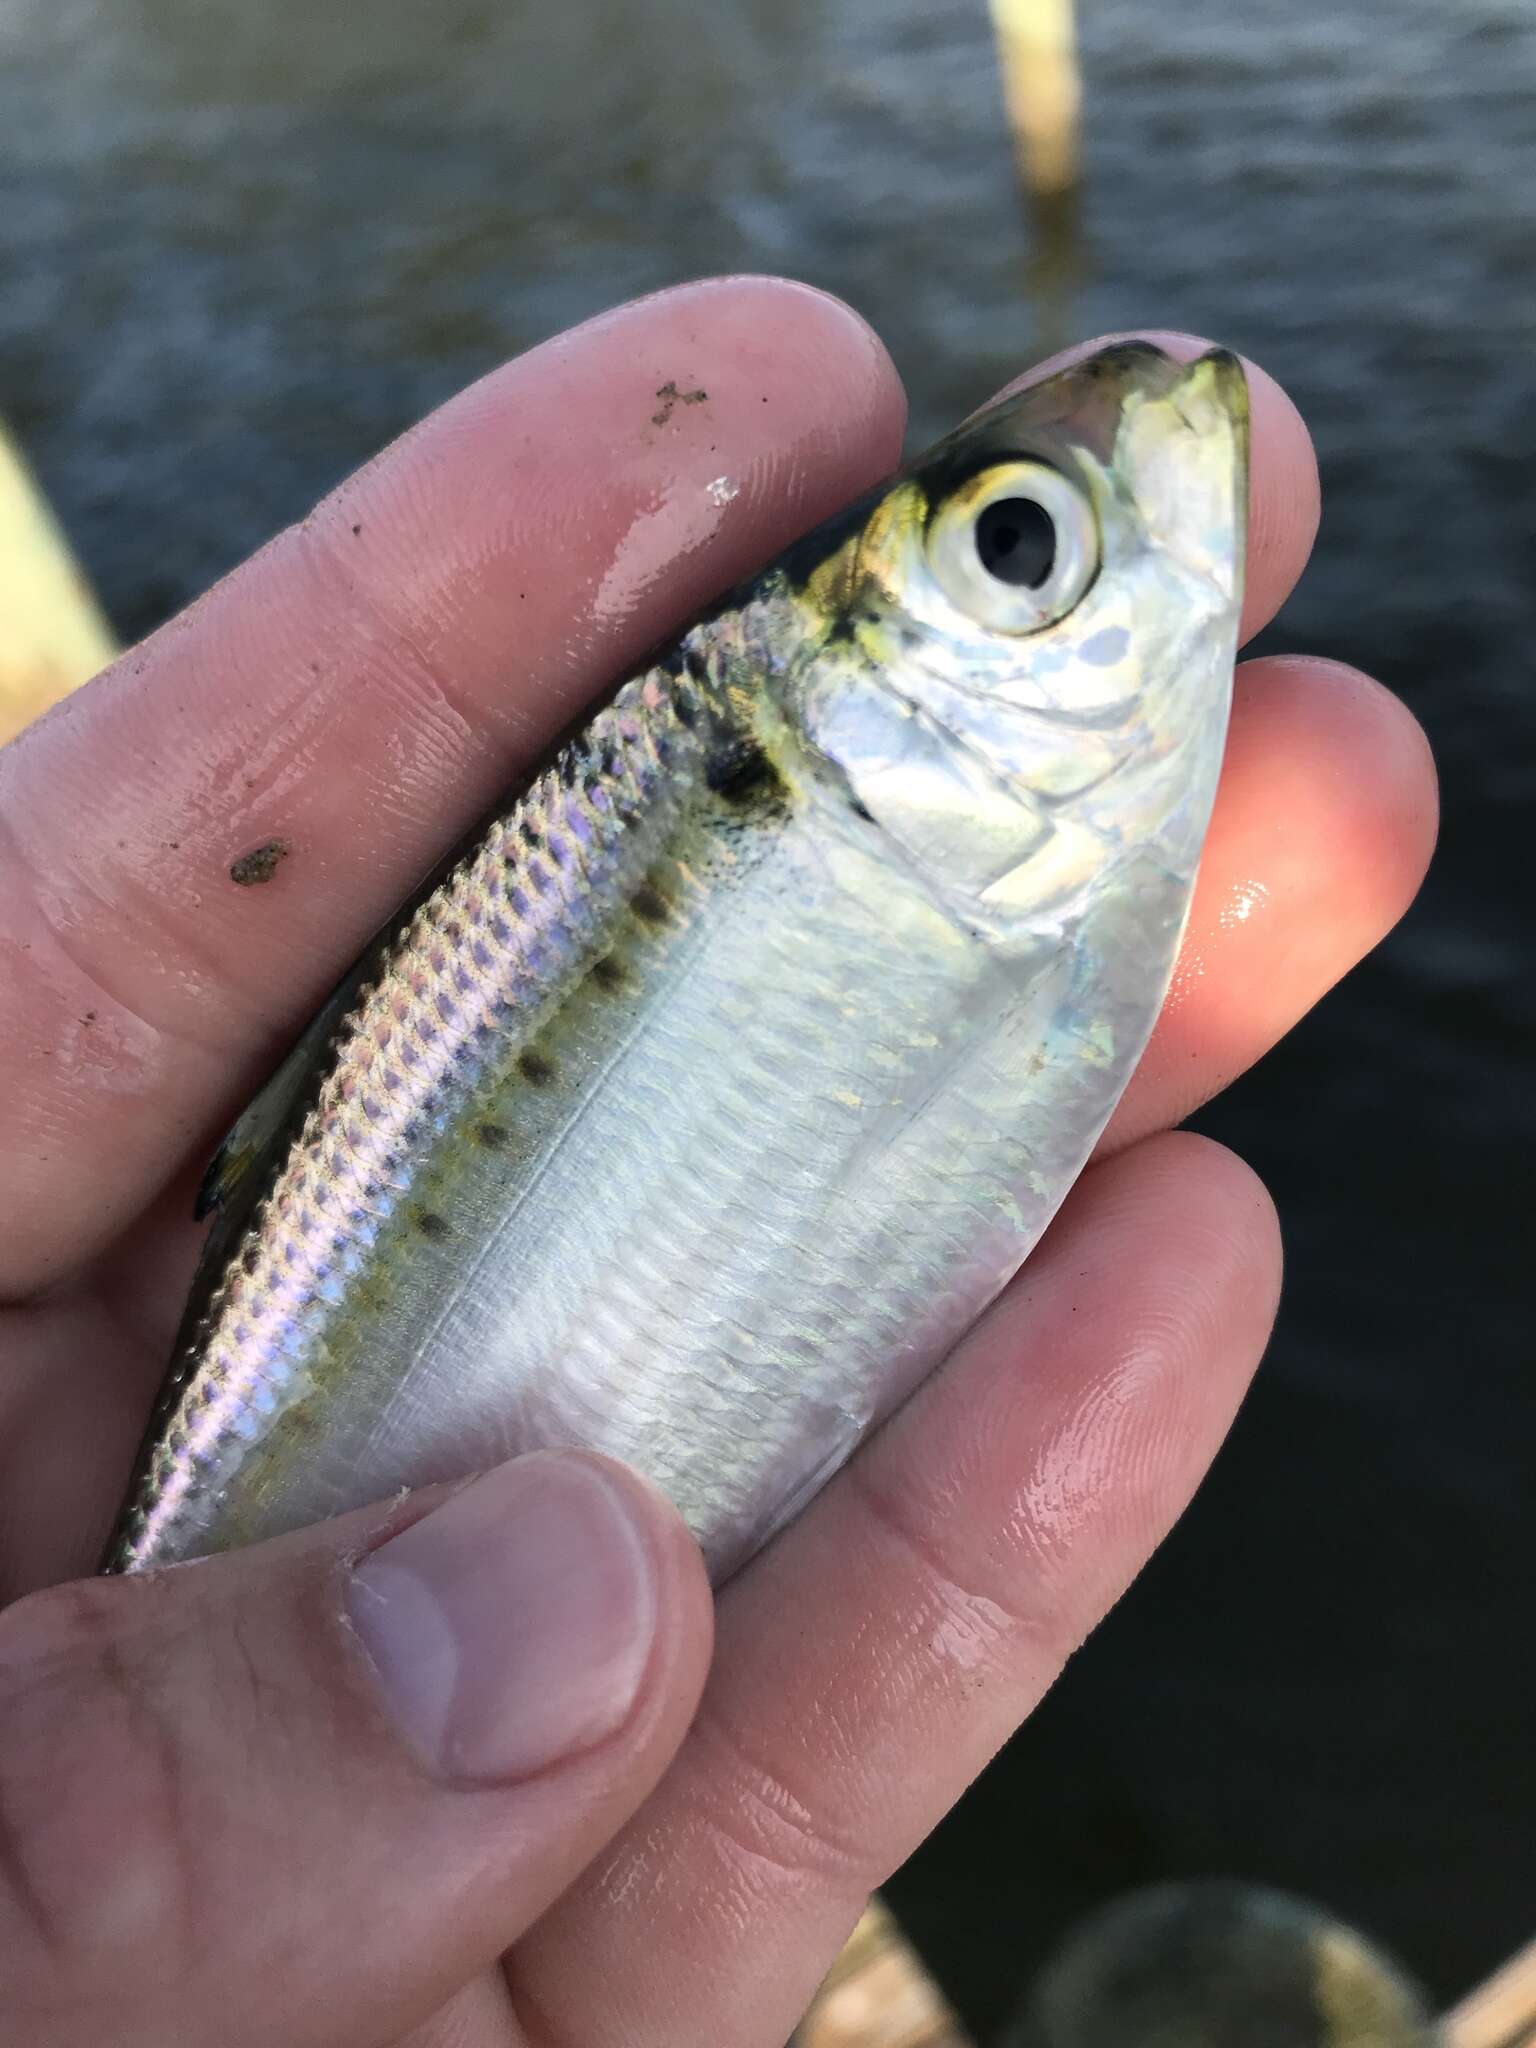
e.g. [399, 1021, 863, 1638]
[783, 343, 1248, 933]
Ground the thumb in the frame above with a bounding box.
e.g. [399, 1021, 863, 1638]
[0, 1451, 713, 2048]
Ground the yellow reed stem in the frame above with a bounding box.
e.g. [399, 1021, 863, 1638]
[0, 421, 116, 746]
[794, 1898, 974, 2048]
[989, 0, 1082, 200]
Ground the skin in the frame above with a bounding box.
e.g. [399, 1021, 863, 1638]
[0, 277, 1436, 2047]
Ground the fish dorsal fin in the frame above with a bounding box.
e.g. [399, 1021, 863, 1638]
[195, 965, 367, 1219]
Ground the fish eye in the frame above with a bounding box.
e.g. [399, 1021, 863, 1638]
[926, 460, 1098, 633]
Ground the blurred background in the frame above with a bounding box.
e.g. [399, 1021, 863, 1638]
[2, 0, 1531, 2038]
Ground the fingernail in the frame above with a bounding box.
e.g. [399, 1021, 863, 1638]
[347, 1453, 658, 1784]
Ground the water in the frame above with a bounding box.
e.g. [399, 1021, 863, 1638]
[3, 0, 1531, 2032]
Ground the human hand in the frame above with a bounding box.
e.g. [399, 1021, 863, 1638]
[0, 278, 1435, 2047]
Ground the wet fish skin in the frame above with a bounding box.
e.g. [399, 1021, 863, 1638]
[108, 343, 1248, 1583]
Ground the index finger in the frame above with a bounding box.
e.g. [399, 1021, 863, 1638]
[0, 276, 906, 1296]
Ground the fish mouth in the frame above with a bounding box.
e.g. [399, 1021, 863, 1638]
[1177, 344, 1251, 477]
[1192, 344, 1252, 566]
[1096, 343, 1249, 600]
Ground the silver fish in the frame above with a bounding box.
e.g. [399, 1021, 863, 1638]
[108, 343, 1247, 1583]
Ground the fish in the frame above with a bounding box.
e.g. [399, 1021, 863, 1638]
[106, 342, 1248, 1584]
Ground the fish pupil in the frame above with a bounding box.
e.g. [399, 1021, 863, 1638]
[975, 497, 1055, 589]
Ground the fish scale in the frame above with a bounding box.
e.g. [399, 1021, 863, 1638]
[108, 344, 1246, 1581]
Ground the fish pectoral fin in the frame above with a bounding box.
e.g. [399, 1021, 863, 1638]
[975, 813, 1110, 927]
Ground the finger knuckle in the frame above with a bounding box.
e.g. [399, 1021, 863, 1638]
[684, 1696, 872, 1904]
[845, 1454, 1047, 1657]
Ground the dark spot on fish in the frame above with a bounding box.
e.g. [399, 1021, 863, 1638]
[416, 1209, 450, 1240]
[684, 647, 708, 683]
[82, 1010, 97, 1024]
[351, 523, 362, 536]
[849, 796, 874, 823]
[657, 647, 686, 678]
[523, 820, 541, 846]
[518, 1048, 556, 1086]
[631, 881, 670, 924]
[560, 752, 581, 787]
[230, 840, 290, 886]
[673, 689, 698, 729]
[242, 1243, 261, 1275]
[824, 614, 856, 647]
[591, 953, 627, 993]
[1079, 626, 1130, 666]
[706, 742, 781, 804]
[475, 1120, 511, 1149]
[651, 379, 708, 427]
